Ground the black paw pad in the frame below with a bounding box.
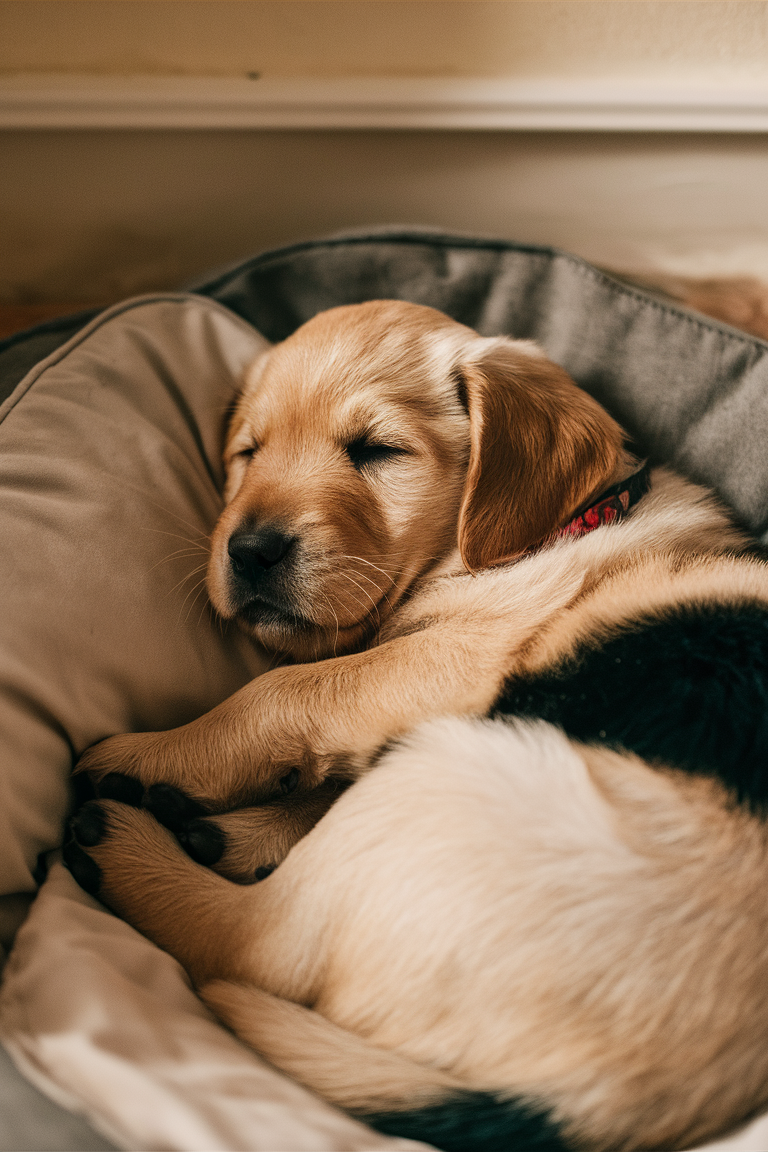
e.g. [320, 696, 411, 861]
[97, 773, 145, 807]
[254, 865, 275, 881]
[179, 819, 226, 867]
[69, 802, 108, 847]
[71, 773, 97, 807]
[62, 840, 103, 897]
[279, 767, 300, 795]
[144, 784, 208, 833]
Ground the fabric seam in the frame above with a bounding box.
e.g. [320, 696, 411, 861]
[195, 230, 768, 353]
[0, 293, 262, 429]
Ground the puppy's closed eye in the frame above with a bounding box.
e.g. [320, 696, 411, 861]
[345, 437, 409, 472]
[236, 444, 259, 460]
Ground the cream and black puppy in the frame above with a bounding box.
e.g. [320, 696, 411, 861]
[66, 301, 768, 1152]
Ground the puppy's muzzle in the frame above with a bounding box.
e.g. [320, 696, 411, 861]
[228, 527, 296, 592]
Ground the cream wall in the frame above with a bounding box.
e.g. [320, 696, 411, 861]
[2, 2, 768, 303]
[3, 2, 768, 84]
[5, 128, 768, 303]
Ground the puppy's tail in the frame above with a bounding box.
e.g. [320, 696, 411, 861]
[199, 979, 569, 1152]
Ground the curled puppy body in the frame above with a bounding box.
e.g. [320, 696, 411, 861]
[69, 300, 768, 1151]
[68, 707, 768, 1152]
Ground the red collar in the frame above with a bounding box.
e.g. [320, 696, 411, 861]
[555, 461, 651, 542]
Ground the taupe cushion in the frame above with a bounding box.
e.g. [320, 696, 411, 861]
[0, 294, 270, 900]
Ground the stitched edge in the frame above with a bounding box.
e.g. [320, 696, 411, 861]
[0, 309, 101, 359]
[193, 228, 768, 354]
[561, 254, 768, 351]
[0, 293, 264, 429]
[6, 230, 767, 379]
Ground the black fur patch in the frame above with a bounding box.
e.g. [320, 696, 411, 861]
[493, 603, 768, 808]
[364, 1090, 569, 1152]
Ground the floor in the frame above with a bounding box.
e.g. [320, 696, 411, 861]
[0, 303, 106, 341]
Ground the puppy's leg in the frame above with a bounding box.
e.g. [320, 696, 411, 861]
[63, 800, 290, 987]
[77, 557, 586, 808]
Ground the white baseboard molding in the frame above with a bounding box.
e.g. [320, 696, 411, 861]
[3, 73, 768, 131]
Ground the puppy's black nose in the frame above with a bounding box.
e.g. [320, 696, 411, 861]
[228, 528, 295, 585]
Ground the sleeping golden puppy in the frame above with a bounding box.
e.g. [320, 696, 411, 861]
[66, 300, 768, 1152]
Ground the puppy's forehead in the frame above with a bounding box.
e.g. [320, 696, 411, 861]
[293, 299, 465, 344]
[254, 301, 469, 414]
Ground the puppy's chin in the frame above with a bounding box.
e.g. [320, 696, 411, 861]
[231, 597, 375, 662]
[206, 563, 391, 661]
[241, 611, 371, 662]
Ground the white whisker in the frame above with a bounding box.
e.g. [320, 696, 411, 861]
[178, 575, 210, 623]
[168, 563, 209, 598]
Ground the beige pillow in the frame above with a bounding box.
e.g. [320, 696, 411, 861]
[0, 294, 270, 903]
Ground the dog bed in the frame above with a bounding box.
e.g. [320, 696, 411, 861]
[1, 228, 768, 1152]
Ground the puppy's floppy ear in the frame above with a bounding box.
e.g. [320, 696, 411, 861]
[457, 339, 625, 571]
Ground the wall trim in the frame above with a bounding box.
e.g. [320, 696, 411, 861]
[3, 74, 768, 132]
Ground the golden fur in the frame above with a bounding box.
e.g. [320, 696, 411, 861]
[73, 300, 768, 1151]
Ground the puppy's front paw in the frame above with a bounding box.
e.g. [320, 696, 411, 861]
[76, 731, 164, 791]
[62, 799, 245, 984]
